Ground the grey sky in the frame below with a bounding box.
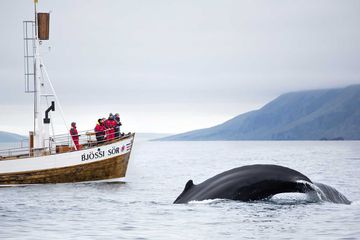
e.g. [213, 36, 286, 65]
[1, 0, 360, 134]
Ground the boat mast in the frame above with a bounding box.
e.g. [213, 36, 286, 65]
[24, 0, 74, 153]
[33, 0, 45, 151]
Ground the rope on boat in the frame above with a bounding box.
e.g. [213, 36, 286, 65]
[39, 56, 77, 149]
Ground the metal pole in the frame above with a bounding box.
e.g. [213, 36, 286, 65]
[33, 1, 37, 143]
[33, 0, 44, 152]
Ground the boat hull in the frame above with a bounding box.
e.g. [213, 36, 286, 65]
[0, 152, 130, 185]
[0, 134, 134, 185]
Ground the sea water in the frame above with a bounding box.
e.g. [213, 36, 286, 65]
[0, 140, 359, 239]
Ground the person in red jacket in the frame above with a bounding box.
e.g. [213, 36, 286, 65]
[94, 118, 106, 144]
[70, 122, 81, 150]
[104, 113, 117, 141]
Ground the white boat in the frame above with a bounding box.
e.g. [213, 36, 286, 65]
[0, 1, 134, 185]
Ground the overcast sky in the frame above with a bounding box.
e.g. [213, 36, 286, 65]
[1, 0, 360, 135]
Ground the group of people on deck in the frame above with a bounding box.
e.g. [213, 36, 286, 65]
[94, 113, 123, 143]
[69, 113, 123, 150]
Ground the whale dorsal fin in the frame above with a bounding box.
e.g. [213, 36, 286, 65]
[184, 180, 194, 192]
[173, 180, 195, 204]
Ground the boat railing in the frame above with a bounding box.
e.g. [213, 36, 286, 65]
[0, 129, 132, 159]
[0, 145, 30, 159]
[46, 129, 131, 152]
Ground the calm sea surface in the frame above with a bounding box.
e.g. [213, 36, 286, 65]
[1, 139, 359, 239]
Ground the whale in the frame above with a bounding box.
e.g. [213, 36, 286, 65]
[174, 164, 351, 204]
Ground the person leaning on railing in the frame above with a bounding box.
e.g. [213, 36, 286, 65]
[95, 118, 106, 144]
[105, 113, 117, 141]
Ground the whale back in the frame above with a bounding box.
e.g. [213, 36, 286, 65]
[174, 164, 313, 204]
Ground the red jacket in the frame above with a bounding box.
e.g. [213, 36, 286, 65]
[104, 119, 116, 140]
[105, 119, 117, 129]
[95, 124, 106, 138]
[70, 127, 79, 142]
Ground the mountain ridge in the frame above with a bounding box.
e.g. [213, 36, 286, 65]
[159, 84, 360, 141]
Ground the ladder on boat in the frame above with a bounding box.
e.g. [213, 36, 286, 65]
[23, 20, 36, 93]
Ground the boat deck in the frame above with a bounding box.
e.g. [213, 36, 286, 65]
[0, 131, 133, 161]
